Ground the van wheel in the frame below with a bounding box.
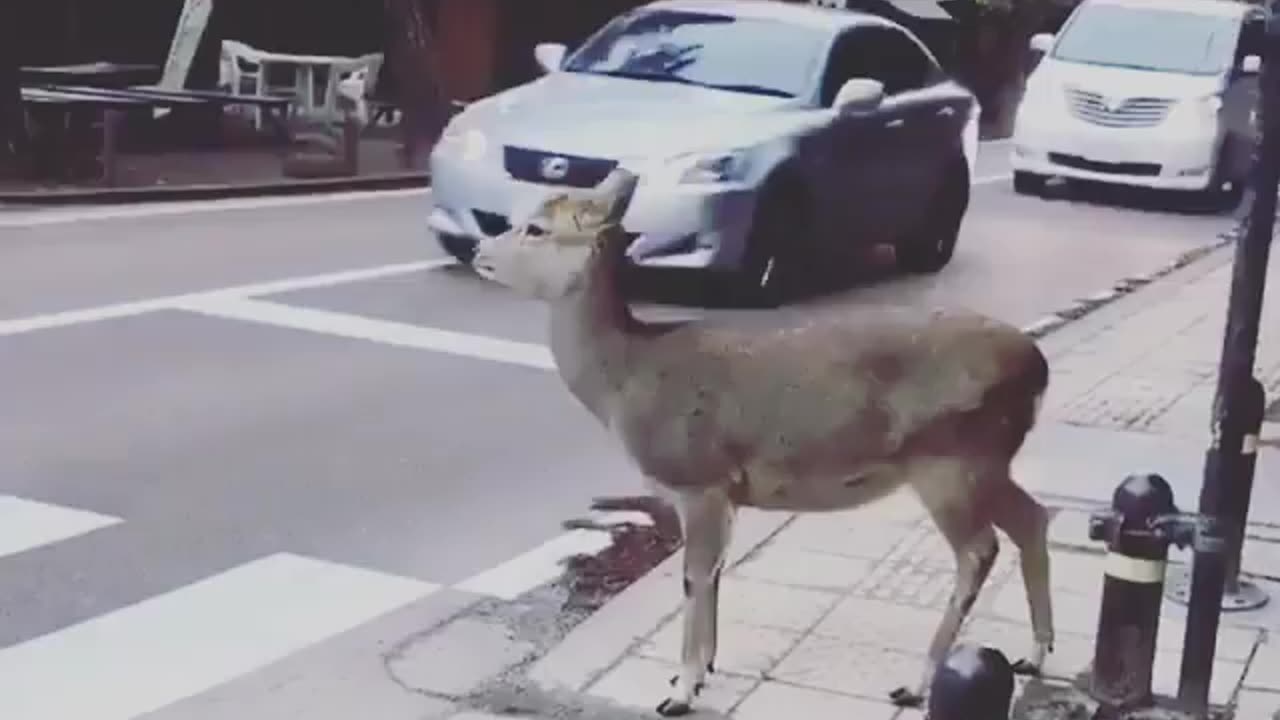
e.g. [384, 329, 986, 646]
[1013, 171, 1048, 196]
[1196, 144, 1245, 213]
[898, 155, 969, 274]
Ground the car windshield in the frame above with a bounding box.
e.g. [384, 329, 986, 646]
[562, 9, 826, 98]
[1051, 4, 1240, 75]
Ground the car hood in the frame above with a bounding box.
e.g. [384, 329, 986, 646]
[455, 71, 823, 158]
[1034, 57, 1224, 100]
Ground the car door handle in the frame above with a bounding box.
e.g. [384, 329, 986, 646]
[885, 118, 905, 128]
[937, 106, 956, 117]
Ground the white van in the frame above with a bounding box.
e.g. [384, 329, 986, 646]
[1009, 0, 1265, 208]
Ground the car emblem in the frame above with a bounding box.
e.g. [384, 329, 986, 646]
[540, 156, 570, 181]
[1101, 96, 1123, 113]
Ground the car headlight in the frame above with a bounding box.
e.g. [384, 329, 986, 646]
[1017, 79, 1060, 119]
[670, 150, 752, 185]
[1165, 94, 1222, 132]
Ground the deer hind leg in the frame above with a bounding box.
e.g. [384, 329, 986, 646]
[657, 487, 735, 718]
[989, 477, 1054, 675]
[890, 494, 1000, 708]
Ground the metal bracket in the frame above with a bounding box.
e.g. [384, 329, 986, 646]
[1087, 509, 1226, 553]
[1151, 512, 1227, 553]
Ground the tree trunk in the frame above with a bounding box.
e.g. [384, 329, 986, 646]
[383, 0, 449, 169]
[0, 0, 28, 173]
[981, 1, 1049, 138]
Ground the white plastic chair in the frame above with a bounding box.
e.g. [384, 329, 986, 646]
[320, 52, 384, 122]
[220, 40, 297, 129]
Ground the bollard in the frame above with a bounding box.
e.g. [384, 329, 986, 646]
[1087, 474, 1193, 713]
[926, 644, 1014, 720]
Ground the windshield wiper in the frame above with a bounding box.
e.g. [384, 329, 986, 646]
[585, 68, 702, 85]
[698, 82, 793, 98]
[582, 70, 792, 98]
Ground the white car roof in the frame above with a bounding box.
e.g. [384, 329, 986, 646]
[1079, 0, 1260, 19]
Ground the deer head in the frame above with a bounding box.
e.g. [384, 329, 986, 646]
[473, 168, 639, 299]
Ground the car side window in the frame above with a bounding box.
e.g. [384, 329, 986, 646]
[819, 25, 936, 105]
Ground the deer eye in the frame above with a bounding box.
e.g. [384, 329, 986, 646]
[526, 223, 548, 237]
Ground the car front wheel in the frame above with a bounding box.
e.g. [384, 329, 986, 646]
[897, 155, 969, 274]
[732, 178, 810, 307]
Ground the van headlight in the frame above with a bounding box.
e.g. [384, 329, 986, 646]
[1165, 94, 1222, 134]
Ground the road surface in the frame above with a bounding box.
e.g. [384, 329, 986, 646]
[0, 141, 1240, 719]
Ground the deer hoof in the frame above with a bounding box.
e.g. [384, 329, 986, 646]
[666, 676, 705, 694]
[889, 686, 924, 708]
[1011, 659, 1043, 677]
[656, 699, 692, 717]
[706, 662, 715, 674]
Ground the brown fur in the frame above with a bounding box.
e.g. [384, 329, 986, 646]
[472, 169, 1055, 716]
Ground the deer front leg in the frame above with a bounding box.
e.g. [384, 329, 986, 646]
[657, 487, 735, 718]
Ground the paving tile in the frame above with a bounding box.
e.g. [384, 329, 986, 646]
[771, 634, 926, 701]
[730, 545, 876, 592]
[1151, 650, 1246, 707]
[1234, 689, 1280, 720]
[638, 617, 802, 677]
[987, 575, 1101, 637]
[1245, 638, 1280, 692]
[770, 511, 917, 561]
[586, 656, 755, 715]
[386, 618, 535, 697]
[1046, 509, 1100, 550]
[731, 681, 898, 720]
[809, 596, 947, 653]
[708, 576, 842, 633]
[1044, 550, 1107, 597]
[1243, 539, 1280, 579]
[962, 618, 1096, 682]
[1155, 616, 1260, 662]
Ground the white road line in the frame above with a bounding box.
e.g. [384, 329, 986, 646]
[0, 259, 451, 338]
[0, 495, 122, 560]
[0, 188, 431, 228]
[0, 552, 437, 720]
[174, 296, 556, 370]
[975, 174, 1011, 185]
[456, 529, 615, 600]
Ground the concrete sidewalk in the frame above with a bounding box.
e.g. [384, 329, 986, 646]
[432, 238, 1280, 720]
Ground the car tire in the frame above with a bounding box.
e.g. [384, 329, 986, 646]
[1196, 142, 1245, 214]
[897, 155, 969, 274]
[732, 177, 809, 308]
[1013, 170, 1048, 196]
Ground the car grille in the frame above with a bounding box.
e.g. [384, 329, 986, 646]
[1064, 87, 1175, 128]
[503, 147, 618, 188]
[1048, 152, 1161, 176]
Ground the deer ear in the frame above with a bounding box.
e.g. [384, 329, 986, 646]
[594, 168, 640, 225]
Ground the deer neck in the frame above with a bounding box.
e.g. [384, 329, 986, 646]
[547, 230, 638, 423]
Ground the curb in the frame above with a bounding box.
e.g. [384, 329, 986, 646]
[1018, 213, 1245, 341]
[0, 171, 430, 206]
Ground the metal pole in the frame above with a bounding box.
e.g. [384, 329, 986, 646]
[1177, 2, 1280, 713]
[927, 644, 1014, 720]
[1087, 474, 1178, 714]
[1166, 376, 1268, 611]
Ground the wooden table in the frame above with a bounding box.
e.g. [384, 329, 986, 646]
[20, 62, 160, 89]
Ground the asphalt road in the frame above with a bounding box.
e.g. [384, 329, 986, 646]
[0, 141, 1241, 719]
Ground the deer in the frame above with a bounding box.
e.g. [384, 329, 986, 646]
[471, 168, 1055, 717]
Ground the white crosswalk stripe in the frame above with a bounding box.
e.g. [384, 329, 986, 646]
[0, 495, 121, 560]
[0, 494, 641, 719]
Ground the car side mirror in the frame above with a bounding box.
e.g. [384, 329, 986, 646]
[534, 43, 568, 74]
[834, 78, 885, 113]
[1241, 54, 1262, 75]
[1029, 33, 1054, 54]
